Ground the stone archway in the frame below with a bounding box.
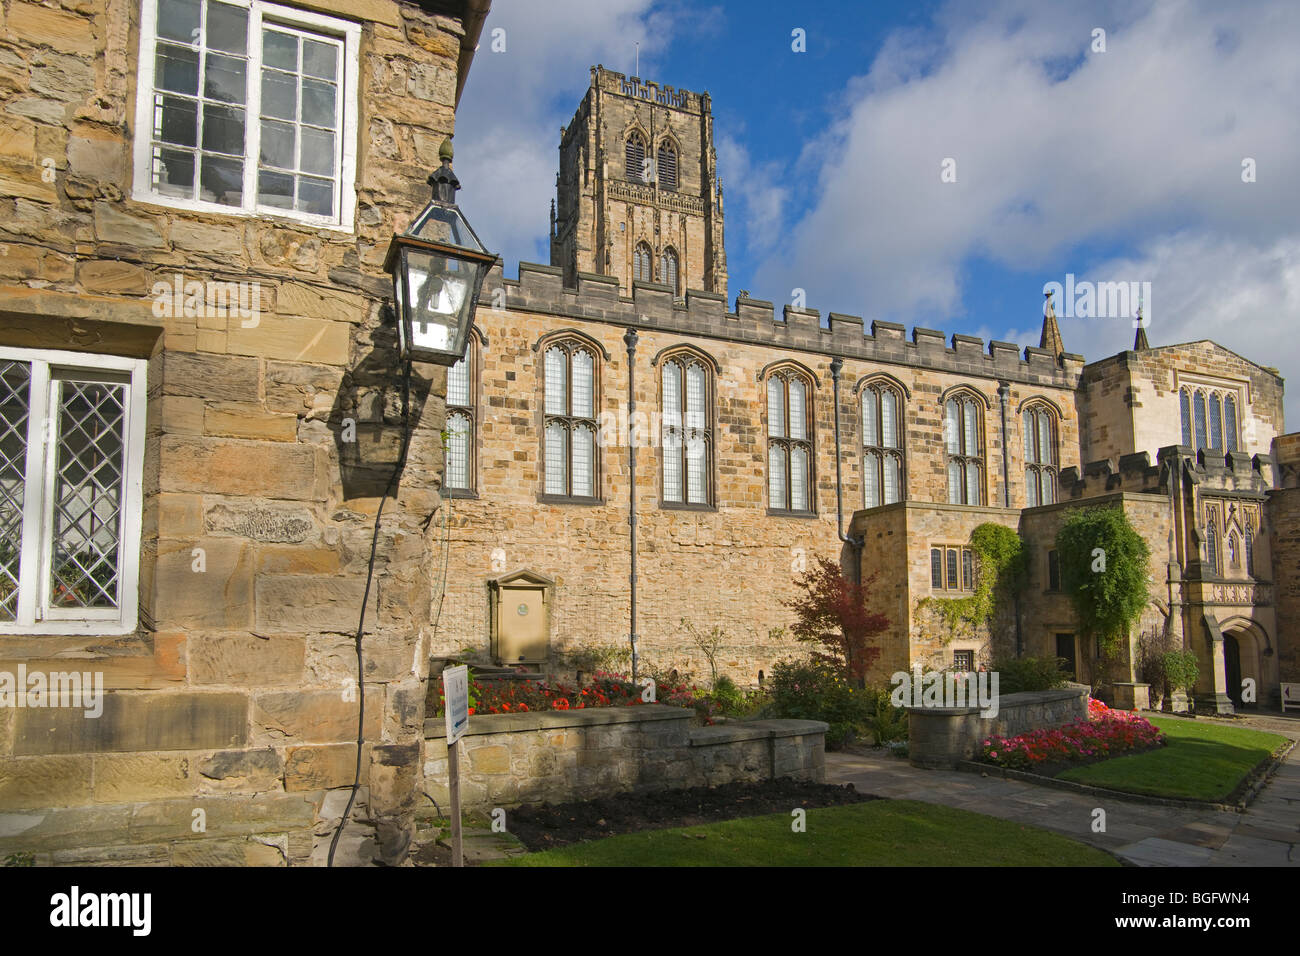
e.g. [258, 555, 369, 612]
[1221, 620, 1267, 709]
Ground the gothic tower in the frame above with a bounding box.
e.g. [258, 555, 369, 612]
[550, 65, 728, 300]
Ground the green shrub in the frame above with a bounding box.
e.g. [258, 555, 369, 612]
[708, 674, 764, 717]
[864, 688, 908, 744]
[991, 655, 1069, 694]
[767, 658, 872, 749]
[1161, 650, 1199, 696]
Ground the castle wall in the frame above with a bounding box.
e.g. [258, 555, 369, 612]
[436, 264, 1083, 683]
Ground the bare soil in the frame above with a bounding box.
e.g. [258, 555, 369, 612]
[501, 777, 876, 852]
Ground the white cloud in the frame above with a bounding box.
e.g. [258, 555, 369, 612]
[748, 0, 1300, 399]
[452, 0, 666, 268]
[1070, 232, 1300, 425]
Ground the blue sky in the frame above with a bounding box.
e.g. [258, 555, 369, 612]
[455, 0, 1300, 424]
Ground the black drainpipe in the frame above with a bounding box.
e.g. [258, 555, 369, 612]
[830, 357, 865, 685]
[830, 357, 863, 576]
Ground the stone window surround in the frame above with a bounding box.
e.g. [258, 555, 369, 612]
[929, 544, 974, 592]
[131, 0, 361, 232]
[1021, 400, 1059, 507]
[942, 386, 987, 506]
[1179, 382, 1243, 453]
[764, 363, 817, 517]
[655, 346, 716, 510]
[0, 346, 148, 636]
[535, 332, 605, 505]
[857, 374, 907, 509]
[443, 330, 484, 499]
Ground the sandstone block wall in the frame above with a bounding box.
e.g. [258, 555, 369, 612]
[0, 0, 472, 864]
[437, 267, 1085, 685]
[421, 705, 826, 812]
[907, 685, 1089, 769]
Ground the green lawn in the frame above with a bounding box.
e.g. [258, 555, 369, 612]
[492, 799, 1118, 867]
[1058, 716, 1288, 801]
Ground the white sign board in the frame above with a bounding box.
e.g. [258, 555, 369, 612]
[443, 665, 470, 744]
[1283, 683, 1300, 713]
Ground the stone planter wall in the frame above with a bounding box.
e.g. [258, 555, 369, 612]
[422, 705, 827, 811]
[907, 685, 1090, 769]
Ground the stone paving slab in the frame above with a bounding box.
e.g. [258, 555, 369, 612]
[1115, 837, 1214, 867]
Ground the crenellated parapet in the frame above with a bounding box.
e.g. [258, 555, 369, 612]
[482, 261, 1085, 389]
[1060, 445, 1278, 499]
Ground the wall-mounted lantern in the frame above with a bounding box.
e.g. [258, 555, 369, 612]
[384, 138, 497, 365]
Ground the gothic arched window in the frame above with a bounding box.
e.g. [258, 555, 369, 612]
[658, 246, 679, 296]
[767, 367, 815, 514]
[1227, 530, 1239, 569]
[542, 340, 599, 500]
[1180, 389, 1192, 446]
[861, 381, 904, 508]
[1224, 394, 1238, 452]
[633, 241, 652, 283]
[657, 140, 678, 190]
[1022, 402, 1058, 507]
[625, 133, 646, 183]
[661, 351, 712, 506]
[944, 392, 984, 505]
[444, 335, 478, 493]
[1180, 386, 1242, 452]
[1193, 389, 1208, 449]
[1245, 520, 1255, 575]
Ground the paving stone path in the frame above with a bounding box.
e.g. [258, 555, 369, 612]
[826, 712, 1300, 866]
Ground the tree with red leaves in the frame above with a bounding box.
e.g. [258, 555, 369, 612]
[781, 555, 890, 682]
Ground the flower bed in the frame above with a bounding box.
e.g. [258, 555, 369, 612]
[978, 698, 1164, 771]
[434, 670, 718, 723]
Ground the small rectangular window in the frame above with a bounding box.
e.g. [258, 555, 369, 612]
[930, 548, 942, 589]
[953, 650, 974, 671]
[961, 549, 973, 590]
[946, 548, 958, 591]
[1047, 549, 1060, 590]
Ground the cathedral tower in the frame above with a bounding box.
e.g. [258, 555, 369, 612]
[550, 65, 728, 300]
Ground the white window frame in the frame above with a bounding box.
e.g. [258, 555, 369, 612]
[1, 347, 148, 636]
[132, 0, 361, 232]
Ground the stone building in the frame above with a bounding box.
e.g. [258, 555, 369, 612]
[549, 66, 727, 299]
[435, 69, 1296, 715]
[0, 0, 490, 865]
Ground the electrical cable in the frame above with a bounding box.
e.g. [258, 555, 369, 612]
[327, 355, 413, 867]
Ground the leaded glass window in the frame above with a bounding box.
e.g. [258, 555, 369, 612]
[542, 342, 599, 500]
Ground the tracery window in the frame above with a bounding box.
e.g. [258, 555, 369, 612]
[944, 392, 984, 505]
[543, 341, 599, 500]
[767, 368, 815, 514]
[861, 381, 904, 508]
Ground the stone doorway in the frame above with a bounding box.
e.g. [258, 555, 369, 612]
[1224, 633, 1243, 707]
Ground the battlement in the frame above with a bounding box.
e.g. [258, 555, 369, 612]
[1059, 445, 1278, 499]
[482, 261, 1085, 389]
[593, 64, 704, 113]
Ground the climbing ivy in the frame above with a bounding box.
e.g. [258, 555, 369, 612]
[1055, 507, 1152, 661]
[919, 523, 1027, 640]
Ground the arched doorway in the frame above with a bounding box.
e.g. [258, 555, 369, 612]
[1224, 633, 1242, 707]
[1221, 622, 1266, 709]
